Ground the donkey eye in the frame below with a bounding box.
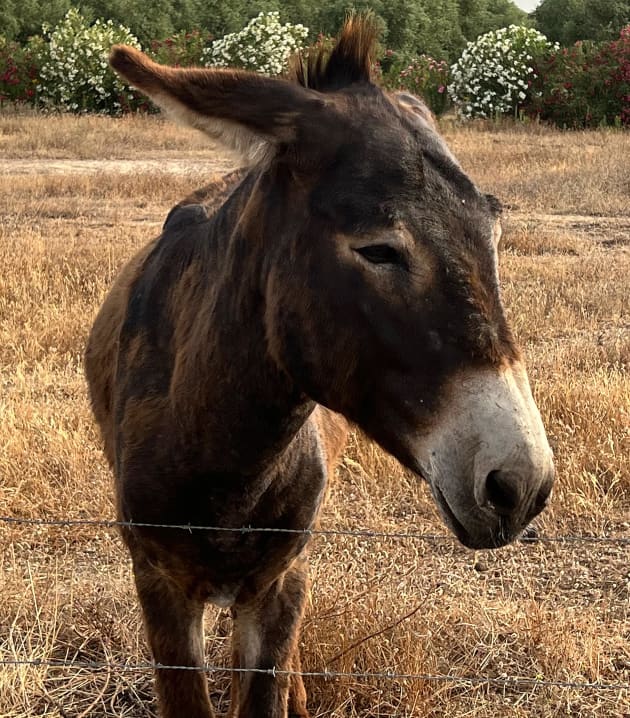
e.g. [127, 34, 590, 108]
[354, 244, 405, 266]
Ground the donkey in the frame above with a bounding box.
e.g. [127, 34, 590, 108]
[85, 17, 554, 718]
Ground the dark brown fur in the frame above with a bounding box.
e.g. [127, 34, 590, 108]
[85, 16, 549, 718]
[290, 14, 377, 91]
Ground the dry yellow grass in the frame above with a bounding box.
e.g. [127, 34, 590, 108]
[0, 113, 628, 717]
[0, 112, 217, 160]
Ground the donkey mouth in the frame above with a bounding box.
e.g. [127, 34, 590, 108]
[433, 484, 512, 550]
[433, 484, 475, 547]
[409, 459, 512, 549]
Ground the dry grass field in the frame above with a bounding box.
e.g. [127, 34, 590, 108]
[0, 113, 628, 717]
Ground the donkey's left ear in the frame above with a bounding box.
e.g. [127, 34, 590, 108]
[110, 46, 330, 163]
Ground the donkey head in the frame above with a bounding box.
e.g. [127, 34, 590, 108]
[110, 17, 554, 549]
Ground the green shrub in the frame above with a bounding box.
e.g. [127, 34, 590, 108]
[525, 26, 630, 127]
[38, 8, 142, 114]
[0, 35, 45, 105]
[202, 12, 309, 76]
[148, 29, 213, 67]
[449, 25, 557, 119]
[383, 53, 450, 115]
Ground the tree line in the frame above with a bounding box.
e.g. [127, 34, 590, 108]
[535, 0, 629, 45]
[1, 0, 628, 61]
[1, 0, 526, 61]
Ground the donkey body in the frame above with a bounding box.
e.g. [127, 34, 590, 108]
[85, 18, 554, 718]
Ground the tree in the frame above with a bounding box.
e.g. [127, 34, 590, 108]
[0, 0, 540, 60]
[485, 0, 529, 29]
[194, 0, 280, 37]
[78, 1, 176, 43]
[0, 0, 20, 39]
[459, 0, 529, 41]
[2, 0, 71, 40]
[459, 0, 490, 40]
[583, 0, 630, 39]
[415, 0, 466, 59]
[535, 0, 630, 44]
[299, 0, 462, 59]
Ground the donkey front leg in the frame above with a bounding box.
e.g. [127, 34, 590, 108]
[231, 559, 310, 718]
[132, 553, 215, 718]
[288, 644, 309, 718]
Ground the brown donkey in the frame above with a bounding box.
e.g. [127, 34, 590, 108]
[85, 17, 555, 718]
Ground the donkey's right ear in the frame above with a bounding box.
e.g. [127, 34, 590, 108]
[110, 46, 330, 164]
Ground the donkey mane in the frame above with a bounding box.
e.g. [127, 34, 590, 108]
[290, 14, 378, 91]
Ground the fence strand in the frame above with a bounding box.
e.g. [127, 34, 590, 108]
[1, 657, 628, 692]
[1, 515, 629, 545]
[3, 514, 628, 698]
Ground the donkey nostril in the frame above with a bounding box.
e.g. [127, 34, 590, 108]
[484, 470, 522, 515]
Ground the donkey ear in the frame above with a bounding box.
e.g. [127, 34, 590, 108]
[485, 194, 503, 247]
[110, 46, 328, 163]
[485, 193, 503, 216]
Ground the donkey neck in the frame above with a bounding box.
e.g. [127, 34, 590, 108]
[168, 172, 315, 475]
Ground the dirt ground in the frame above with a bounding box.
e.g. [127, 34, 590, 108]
[0, 157, 235, 176]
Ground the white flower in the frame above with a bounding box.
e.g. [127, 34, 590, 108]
[448, 25, 554, 119]
[203, 12, 308, 75]
[39, 8, 141, 114]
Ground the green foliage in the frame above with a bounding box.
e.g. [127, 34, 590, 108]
[459, 0, 530, 40]
[0, 0, 531, 60]
[76, 0, 190, 47]
[38, 8, 142, 114]
[0, 35, 44, 103]
[0, 0, 71, 41]
[535, 0, 630, 45]
[302, 0, 465, 61]
[414, 0, 467, 60]
[449, 25, 557, 118]
[525, 25, 630, 126]
[6, 0, 627, 128]
[382, 53, 450, 115]
[148, 29, 213, 67]
[0, 1, 20, 40]
[203, 11, 309, 75]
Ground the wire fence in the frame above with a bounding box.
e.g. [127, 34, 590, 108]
[2, 514, 630, 545]
[1, 657, 629, 692]
[2, 512, 629, 696]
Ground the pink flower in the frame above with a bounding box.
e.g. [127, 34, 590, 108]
[437, 85, 445, 93]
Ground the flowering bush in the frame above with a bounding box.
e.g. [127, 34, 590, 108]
[385, 54, 450, 115]
[148, 29, 213, 67]
[525, 41, 606, 127]
[449, 25, 557, 119]
[4, 11, 626, 126]
[38, 8, 142, 114]
[603, 25, 630, 126]
[202, 12, 308, 76]
[0, 36, 44, 105]
[526, 26, 630, 127]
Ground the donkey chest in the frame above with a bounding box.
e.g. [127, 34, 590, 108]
[122, 418, 329, 605]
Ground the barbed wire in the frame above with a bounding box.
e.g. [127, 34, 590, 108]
[1, 657, 628, 692]
[1, 514, 629, 546]
[2, 515, 629, 700]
